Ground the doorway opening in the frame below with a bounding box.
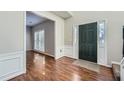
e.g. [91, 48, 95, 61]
[26, 11, 55, 58]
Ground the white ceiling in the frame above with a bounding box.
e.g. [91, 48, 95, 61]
[51, 11, 73, 19]
[26, 12, 48, 27]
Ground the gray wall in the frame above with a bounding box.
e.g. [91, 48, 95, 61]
[65, 11, 124, 65]
[32, 20, 55, 56]
[26, 26, 33, 50]
[0, 12, 24, 54]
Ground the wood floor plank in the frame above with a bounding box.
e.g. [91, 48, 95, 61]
[10, 51, 115, 81]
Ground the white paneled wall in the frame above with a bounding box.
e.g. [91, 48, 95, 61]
[64, 45, 73, 58]
[0, 12, 25, 80]
[0, 51, 25, 80]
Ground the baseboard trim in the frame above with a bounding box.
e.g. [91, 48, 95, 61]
[26, 49, 33, 52]
[112, 61, 121, 65]
[97, 63, 112, 68]
[33, 50, 55, 58]
[63, 56, 76, 60]
[1, 70, 26, 81]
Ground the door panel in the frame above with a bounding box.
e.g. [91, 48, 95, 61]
[79, 22, 97, 62]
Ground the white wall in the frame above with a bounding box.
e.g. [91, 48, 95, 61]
[32, 20, 55, 56]
[65, 11, 124, 66]
[0, 12, 25, 80]
[26, 26, 33, 50]
[32, 11, 64, 59]
[0, 12, 24, 53]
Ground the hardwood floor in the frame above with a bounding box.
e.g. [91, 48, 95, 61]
[10, 51, 115, 81]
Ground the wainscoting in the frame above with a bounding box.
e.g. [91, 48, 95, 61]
[64, 45, 73, 58]
[0, 51, 25, 80]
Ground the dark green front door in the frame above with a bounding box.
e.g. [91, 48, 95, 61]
[79, 22, 97, 62]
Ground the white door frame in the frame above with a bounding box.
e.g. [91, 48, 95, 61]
[73, 20, 108, 67]
[24, 11, 56, 58]
[23, 12, 26, 72]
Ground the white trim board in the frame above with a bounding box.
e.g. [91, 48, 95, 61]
[0, 51, 25, 81]
[23, 12, 26, 73]
[97, 63, 112, 68]
[111, 61, 121, 65]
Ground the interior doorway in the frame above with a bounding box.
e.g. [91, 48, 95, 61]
[26, 11, 55, 57]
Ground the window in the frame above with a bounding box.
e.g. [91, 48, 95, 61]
[98, 21, 105, 48]
[34, 30, 45, 52]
